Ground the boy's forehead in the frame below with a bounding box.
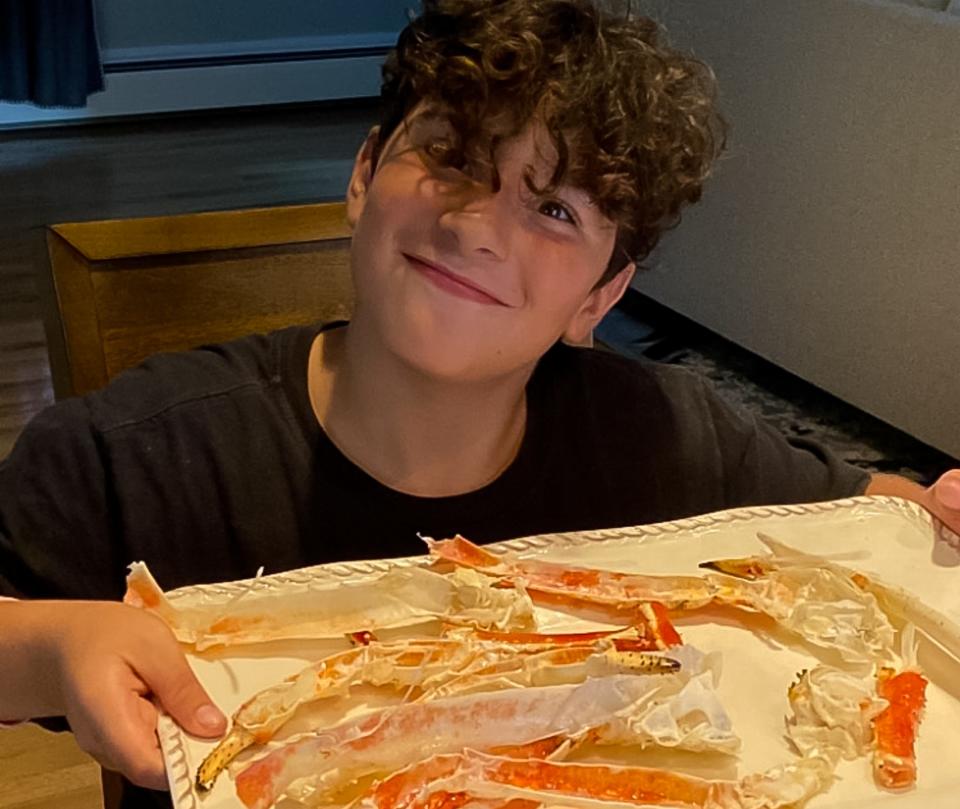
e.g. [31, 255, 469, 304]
[396, 103, 600, 207]
[404, 103, 554, 160]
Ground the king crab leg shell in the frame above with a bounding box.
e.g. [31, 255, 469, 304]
[357, 748, 838, 809]
[415, 643, 681, 704]
[361, 734, 579, 809]
[785, 666, 887, 761]
[197, 633, 681, 790]
[783, 637, 928, 792]
[515, 591, 683, 649]
[732, 532, 960, 664]
[233, 674, 738, 809]
[398, 752, 727, 808]
[466, 623, 676, 651]
[427, 536, 896, 664]
[426, 536, 714, 611]
[198, 638, 493, 791]
[124, 563, 534, 650]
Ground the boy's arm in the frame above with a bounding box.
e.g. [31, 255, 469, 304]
[0, 601, 64, 719]
[659, 363, 959, 523]
[0, 599, 225, 788]
[866, 470, 960, 533]
[0, 400, 226, 787]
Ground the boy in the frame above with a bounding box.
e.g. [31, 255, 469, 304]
[1, 1, 958, 806]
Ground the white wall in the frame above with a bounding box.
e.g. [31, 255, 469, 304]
[636, 0, 960, 457]
[93, 0, 409, 63]
[0, 0, 409, 128]
[95, 0, 409, 53]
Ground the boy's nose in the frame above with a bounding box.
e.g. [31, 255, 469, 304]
[437, 192, 510, 262]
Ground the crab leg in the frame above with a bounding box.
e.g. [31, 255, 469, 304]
[785, 665, 887, 762]
[234, 673, 737, 809]
[232, 678, 638, 809]
[124, 563, 534, 650]
[782, 631, 928, 791]
[358, 749, 731, 809]
[427, 536, 715, 610]
[468, 624, 661, 649]
[873, 667, 927, 789]
[429, 536, 898, 664]
[360, 747, 841, 809]
[719, 533, 960, 667]
[199, 633, 679, 790]
[518, 591, 683, 648]
[197, 638, 490, 791]
[417, 643, 681, 702]
[365, 734, 577, 809]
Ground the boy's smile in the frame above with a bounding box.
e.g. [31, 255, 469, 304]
[344, 106, 634, 384]
[402, 252, 516, 307]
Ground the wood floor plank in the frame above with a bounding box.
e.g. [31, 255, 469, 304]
[0, 317, 54, 458]
[0, 724, 101, 809]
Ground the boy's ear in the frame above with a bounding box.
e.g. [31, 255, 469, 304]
[345, 126, 381, 229]
[561, 262, 636, 347]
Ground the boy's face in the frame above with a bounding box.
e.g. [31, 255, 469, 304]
[345, 106, 634, 383]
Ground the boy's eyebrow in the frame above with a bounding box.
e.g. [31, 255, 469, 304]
[559, 186, 619, 231]
[408, 106, 451, 128]
[523, 169, 599, 213]
[417, 107, 447, 122]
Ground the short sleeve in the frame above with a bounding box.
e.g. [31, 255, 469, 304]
[0, 398, 125, 600]
[654, 365, 871, 509]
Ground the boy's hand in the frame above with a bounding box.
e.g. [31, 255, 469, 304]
[50, 602, 226, 790]
[868, 470, 960, 539]
[929, 469, 960, 535]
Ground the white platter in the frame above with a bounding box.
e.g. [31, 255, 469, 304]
[159, 495, 960, 809]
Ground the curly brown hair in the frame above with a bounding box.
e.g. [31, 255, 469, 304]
[376, 0, 726, 285]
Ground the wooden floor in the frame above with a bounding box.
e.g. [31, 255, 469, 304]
[0, 101, 378, 807]
[0, 725, 101, 809]
[0, 100, 377, 458]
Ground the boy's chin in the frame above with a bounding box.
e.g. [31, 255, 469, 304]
[385, 327, 536, 385]
[362, 304, 551, 384]
[396, 343, 526, 385]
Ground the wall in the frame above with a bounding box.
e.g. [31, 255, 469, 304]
[0, 0, 410, 128]
[635, 0, 960, 457]
[96, 0, 407, 47]
[95, 0, 409, 60]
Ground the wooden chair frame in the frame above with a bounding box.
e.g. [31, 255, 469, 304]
[40, 202, 354, 399]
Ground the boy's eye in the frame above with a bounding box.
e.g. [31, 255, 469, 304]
[538, 199, 576, 225]
[424, 139, 465, 170]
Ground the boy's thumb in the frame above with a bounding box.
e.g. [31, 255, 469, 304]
[931, 470, 960, 511]
[147, 657, 226, 738]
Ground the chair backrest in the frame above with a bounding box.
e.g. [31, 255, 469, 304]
[41, 201, 354, 399]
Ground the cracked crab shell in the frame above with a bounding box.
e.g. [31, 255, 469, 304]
[125, 563, 535, 650]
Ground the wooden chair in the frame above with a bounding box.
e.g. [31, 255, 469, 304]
[40, 201, 354, 399]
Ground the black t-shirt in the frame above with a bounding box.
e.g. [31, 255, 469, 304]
[0, 322, 868, 806]
[1, 322, 869, 599]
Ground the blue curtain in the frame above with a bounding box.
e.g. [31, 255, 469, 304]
[0, 0, 104, 107]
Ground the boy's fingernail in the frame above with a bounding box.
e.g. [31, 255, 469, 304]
[195, 704, 224, 729]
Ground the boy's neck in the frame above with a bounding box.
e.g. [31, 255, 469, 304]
[307, 325, 530, 497]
